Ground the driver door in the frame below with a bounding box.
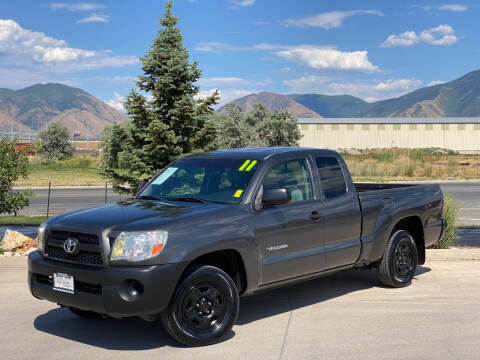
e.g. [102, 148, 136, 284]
[252, 157, 326, 285]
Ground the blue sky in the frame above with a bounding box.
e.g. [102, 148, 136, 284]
[0, 1, 478, 110]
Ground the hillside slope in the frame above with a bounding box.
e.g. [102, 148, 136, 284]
[288, 94, 373, 118]
[0, 83, 127, 137]
[224, 69, 480, 118]
[365, 70, 480, 117]
[221, 91, 322, 118]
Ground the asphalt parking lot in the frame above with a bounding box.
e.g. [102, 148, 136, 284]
[1, 251, 479, 360]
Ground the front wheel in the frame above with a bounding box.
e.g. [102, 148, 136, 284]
[161, 265, 239, 347]
[378, 230, 418, 288]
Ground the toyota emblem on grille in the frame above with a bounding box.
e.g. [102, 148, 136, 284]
[63, 238, 78, 254]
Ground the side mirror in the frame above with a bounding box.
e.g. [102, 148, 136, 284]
[262, 188, 291, 206]
[137, 181, 147, 194]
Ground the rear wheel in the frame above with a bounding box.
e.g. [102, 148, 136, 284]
[378, 230, 418, 287]
[161, 265, 239, 347]
[68, 307, 103, 319]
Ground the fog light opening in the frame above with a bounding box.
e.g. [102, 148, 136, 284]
[119, 279, 144, 302]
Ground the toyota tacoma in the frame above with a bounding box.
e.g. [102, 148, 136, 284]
[28, 147, 446, 346]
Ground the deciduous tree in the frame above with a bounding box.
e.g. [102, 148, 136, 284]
[0, 139, 32, 215]
[37, 122, 74, 161]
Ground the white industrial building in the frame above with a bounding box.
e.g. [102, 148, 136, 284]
[298, 118, 480, 153]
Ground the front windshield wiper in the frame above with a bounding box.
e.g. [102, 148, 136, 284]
[137, 195, 165, 201]
[166, 196, 210, 204]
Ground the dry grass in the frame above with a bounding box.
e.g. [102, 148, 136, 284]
[342, 148, 480, 181]
[15, 149, 480, 187]
[15, 156, 105, 187]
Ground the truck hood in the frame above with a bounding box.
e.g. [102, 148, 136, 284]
[48, 199, 229, 233]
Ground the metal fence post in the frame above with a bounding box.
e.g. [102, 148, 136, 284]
[46, 181, 51, 219]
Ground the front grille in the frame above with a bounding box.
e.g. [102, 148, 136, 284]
[76, 281, 102, 295]
[35, 273, 52, 286]
[45, 230, 103, 267]
[49, 231, 100, 245]
[45, 246, 103, 266]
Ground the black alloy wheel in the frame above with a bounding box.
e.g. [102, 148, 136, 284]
[161, 265, 239, 346]
[393, 238, 415, 280]
[378, 230, 418, 288]
[181, 282, 228, 333]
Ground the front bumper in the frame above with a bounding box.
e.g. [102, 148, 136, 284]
[28, 251, 186, 317]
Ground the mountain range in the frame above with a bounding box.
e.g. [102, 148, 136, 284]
[1, 69, 479, 141]
[0, 83, 127, 138]
[224, 69, 480, 118]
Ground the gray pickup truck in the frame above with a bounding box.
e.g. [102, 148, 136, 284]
[28, 147, 446, 346]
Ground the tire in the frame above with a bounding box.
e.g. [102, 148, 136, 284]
[378, 230, 418, 288]
[161, 265, 239, 347]
[68, 307, 103, 319]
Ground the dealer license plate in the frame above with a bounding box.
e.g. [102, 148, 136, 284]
[53, 273, 75, 294]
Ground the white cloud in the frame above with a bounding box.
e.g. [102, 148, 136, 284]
[229, 0, 255, 8]
[381, 24, 457, 47]
[198, 77, 245, 86]
[275, 46, 379, 72]
[76, 13, 110, 24]
[0, 68, 77, 88]
[194, 42, 277, 52]
[195, 42, 380, 72]
[105, 93, 125, 112]
[373, 78, 423, 91]
[283, 76, 424, 102]
[438, 4, 467, 12]
[283, 75, 332, 92]
[46, 3, 105, 11]
[0, 19, 137, 71]
[427, 80, 446, 86]
[284, 10, 383, 29]
[86, 76, 137, 83]
[197, 77, 272, 87]
[413, 4, 467, 12]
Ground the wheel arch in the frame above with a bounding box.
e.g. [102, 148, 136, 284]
[390, 215, 425, 265]
[182, 249, 248, 295]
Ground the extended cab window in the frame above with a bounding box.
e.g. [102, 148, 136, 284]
[140, 158, 260, 204]
[263, 159, 312, 203]
[315, 157, 347, 199]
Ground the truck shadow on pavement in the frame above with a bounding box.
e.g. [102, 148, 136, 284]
[34, 309, 184, 350]
[237, 266, 430, 325]
[33, 267, 430, 349]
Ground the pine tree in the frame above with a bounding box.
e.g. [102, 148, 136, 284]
[101, 1, 218, 193]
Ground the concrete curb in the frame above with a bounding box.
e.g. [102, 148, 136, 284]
[427, 248, 480, 261]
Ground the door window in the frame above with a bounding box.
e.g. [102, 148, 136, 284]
[315, 157, 347, 199]
[263, 159, 312, 203]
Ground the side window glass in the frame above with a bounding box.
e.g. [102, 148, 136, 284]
[315, 157, 347, 199]
[263, 159, 312, 203]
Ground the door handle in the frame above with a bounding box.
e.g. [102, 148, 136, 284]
[310, 211, 321, 221]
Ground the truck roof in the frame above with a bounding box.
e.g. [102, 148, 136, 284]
[185, 147, 336, 160]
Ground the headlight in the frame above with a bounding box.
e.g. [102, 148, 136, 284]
[110, 231, 168, 262]
[37, 223, 47, 253]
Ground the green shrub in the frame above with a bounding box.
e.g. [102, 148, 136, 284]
[0, 138, 32, 215]
[37, 122, 74, 161]
[429, 194, 458, 249]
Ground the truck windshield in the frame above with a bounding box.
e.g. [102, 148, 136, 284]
[138, 158, 261, 204]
